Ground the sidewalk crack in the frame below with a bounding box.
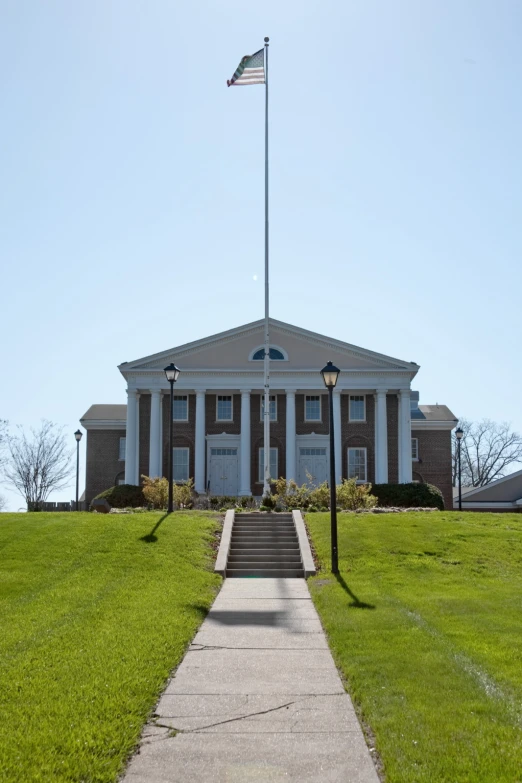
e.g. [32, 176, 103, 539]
[154, 700, 296, 734]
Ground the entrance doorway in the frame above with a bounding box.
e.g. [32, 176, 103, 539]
[209, 447, 239, 495]
[298, 447, 328, 487]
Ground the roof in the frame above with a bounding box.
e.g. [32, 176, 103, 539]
[80, 405, 127, 429]
[457, 468, 522, 503]
[413, 405, 457, 422]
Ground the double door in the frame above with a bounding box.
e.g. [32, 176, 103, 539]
[298, 447, 328, 487]
[209, 447, 239, 495]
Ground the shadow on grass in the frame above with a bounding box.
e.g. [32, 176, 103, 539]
[139, 513, 170, 543]
[335, 573, 375, 610]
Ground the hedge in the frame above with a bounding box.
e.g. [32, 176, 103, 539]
[371, 483, 444, 510]
[91, 484, 146, 509]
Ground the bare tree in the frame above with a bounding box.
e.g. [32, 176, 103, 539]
[0, 494, 7, 512]
[452, 418, 522, 488]
[4, 421, 75, 510]
[0, 419, 8, 472]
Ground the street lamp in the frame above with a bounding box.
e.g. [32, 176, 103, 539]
[455, 426, 464, 511]
[74, 429, 82, 510]
[164, 363, 181, 513]
[321, 361, 341, 574]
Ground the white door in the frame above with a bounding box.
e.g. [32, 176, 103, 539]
[209, 448, 239, 496]
[298, 447, 328, 487]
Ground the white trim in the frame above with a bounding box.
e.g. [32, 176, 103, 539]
[412, 437, 419, 461]
[249, 344, 289, 362]
[81, 420, 126, 430]
[347, 446, 368, 483]
[119, 437, 126, 461]
[305, 394, 322, 422]
[216, 394, 233, 422]
[348, 394, 366, 422]
[454, 501, 518, 509]
[411, 420, 458, 431]
[172, 394, 189, 422]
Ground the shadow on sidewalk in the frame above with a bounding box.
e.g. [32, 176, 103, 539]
[335, 574, 375, 610]
[139, 513, 170, 543]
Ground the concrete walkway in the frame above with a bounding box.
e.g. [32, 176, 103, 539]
[123, 579, 380, 782]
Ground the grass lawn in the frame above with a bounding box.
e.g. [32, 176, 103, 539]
[306, 511, 522, 783]
[0, 511, 221, 782]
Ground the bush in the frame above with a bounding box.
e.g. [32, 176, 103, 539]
[336, 478, 377, 511]
[141, 476, 169, 509]
[372, 483, 444, 510]
[209, 496, 237, 510]
[91, 484, 145, 510]
[173, 478, 195, 509]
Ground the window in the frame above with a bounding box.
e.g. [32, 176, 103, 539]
[412, 438, 419, 461]
[348, 448, 367, 482]
[260, 395, 277, 422]
[300, 447, 327, 456]
[258, 447, 278, 483]
[305, 395, 321, 421]
[349, 395, 366, 421]
[252, 347, 285, 360]
[119, 437, 126, 461]
[216, 395, 233, 421]
[117, 478, 126, 486]
[173, 395, 188, 421]
[210, 448, 238, 456]
[173, 448, 189, 482]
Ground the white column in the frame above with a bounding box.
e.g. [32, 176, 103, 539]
[375, 389, 389, 483]
[195, 391, 206, 494]
[149, 390, 161, 477]
[135, 393, 141, 484]
[398, 389, 412, 483]
[333, 391, 342, 484]
[124, 389, 137, 485]
[239, 391, 251, 496]
[285, 391, 296, 483]
[158, 394, 164, 477]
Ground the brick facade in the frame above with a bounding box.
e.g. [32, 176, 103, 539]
[84, 392, 453, 508]
[412, 429, 453, 509]
[85, 429, 125, 504]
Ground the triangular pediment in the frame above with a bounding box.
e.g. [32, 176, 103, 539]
[119, 319, 419, 376]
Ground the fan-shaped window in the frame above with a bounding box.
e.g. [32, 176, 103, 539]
[252, 347, 285, 361]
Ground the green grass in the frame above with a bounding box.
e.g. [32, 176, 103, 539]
[306, 511, 522, 783]
[0, 511, 222, 782]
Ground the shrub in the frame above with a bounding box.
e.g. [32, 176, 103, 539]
[308, 481, 330, 509]
[173, 478, 195, 509]
[372, 483, 444, 510]
[141, 476, 169, 509]
[336, 478, 377, 511]
[91, 484, 145, 510]
[209, 496, 237, 510]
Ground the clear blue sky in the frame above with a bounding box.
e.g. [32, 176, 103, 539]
[1, 1, 521, 510]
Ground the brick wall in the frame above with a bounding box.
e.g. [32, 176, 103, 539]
[85, 429, 125, 504]
[341, 394, 375, 483]
[250, 394, 286, 495]
[161, 393, 196, 479]
[295, 394, 329, 435]
[387, 394, 399, 483]
[412, 429, 453, 509]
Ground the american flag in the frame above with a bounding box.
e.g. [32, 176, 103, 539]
[227, 49, 265, 87]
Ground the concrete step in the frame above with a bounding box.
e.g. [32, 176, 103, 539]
[230, 542, 300, 549]
[226, 567, 305, 578]
[229, 547, 300, 555]
[236, 515, 293, 522]
[228, 554, 303, 563]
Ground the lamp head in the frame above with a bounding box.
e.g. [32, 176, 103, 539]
[164, 363, 180, 383]
[455, 427, 464, 441]
[320, 361, 340, 389]
[74, 429, 82, 442]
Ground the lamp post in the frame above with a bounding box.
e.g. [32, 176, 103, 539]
[164, 363, 181, 513]
[74, 429, 82, 510]
[455, 426, 464, 511]
[321, 361, 341, 574]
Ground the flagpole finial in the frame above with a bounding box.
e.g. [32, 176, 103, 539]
[264, 37, 269, 43]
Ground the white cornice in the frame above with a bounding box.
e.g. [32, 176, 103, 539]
[81, 420, 126, 430]
[411, 420, 457, 431]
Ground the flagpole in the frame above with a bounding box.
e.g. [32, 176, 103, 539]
[263, 36, 271, 497]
